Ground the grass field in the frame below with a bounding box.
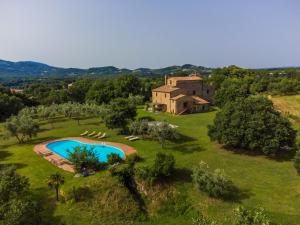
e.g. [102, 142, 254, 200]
[272, 95, 300, 117]
[1, 105, 300, 224]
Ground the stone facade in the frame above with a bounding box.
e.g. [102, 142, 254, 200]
[152, 75, 214, 115]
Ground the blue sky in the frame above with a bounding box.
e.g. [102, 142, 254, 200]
[0, 0, 299, 69]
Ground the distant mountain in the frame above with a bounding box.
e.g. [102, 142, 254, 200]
[0, 59, 212, 78]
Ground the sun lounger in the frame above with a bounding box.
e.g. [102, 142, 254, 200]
[129, 136, 139, 141]
[88, 131, 96, 137]
[98, 133, 106, 139]
[125, 135, 134, 139]
[80, 130, 89, 136]
[93, 132, 102, 138]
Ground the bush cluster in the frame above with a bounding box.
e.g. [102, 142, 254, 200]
[136, 152, 175, 184]
[192, 161, 235, 199]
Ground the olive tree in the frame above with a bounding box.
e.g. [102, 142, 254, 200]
[4, 113, 39, 143]
[148, 122, 179, 148]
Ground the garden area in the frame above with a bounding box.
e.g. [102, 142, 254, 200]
[1, 70, 300, 225]
[0, 104, 300, 224]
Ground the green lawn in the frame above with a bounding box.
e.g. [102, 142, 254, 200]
[1, 108, 300, 224]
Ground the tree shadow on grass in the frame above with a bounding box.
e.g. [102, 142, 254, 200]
[171, 167, 193, 183]
[33, 187, 65, 225]
[0, 162, 27, 170]
[172, 133, 198, 144]
[126, 179, 148, 216]
[224, 187, 253, 203]
[167, 143, 206, 154]
[0, 150, 12, 160]
[222, 145, 295, 162]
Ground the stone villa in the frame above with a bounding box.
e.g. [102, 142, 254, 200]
[152, 74, 214, 115]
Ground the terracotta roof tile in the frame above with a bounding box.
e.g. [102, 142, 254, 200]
[170, 94, 187, 100]
[152, 85, 179, 93]
[168, 76, 202, 81]
[191, 96, 209, 104]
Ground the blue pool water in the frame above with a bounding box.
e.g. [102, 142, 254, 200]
[46, 140, 125, 162]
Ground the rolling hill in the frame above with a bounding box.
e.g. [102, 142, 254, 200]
[0, 59, 212, 78]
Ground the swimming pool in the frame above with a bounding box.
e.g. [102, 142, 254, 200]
[46, 140, 125, 162]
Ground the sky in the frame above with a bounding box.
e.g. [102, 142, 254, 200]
[0, 0, 299, 69]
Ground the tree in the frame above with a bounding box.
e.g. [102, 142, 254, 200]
[0, 166, 42, 225]
[4, 113, 39, 143]
[128, 120, 150, 137]
[47, 172, 65, 201]
[47, 89, 70, 104]
[68, 79, 92, 103]
[128, 94, 144, 106]
[101, 98, 137, 131]
[148, 122, 179, 148]
[213, 78, 250, 108]
[0, 92, 24, 121]
[192, 161, 235, 199]
[85, 79, 114, 104]
[36, 105, 57, 128]
[113, 74, 142, 98]
[208, 96, 297, 155]
[269, 78, 300, 95]
[0, 166, 29, 203]
[68, 146, 104, 173]
[61, 103, 85, 125]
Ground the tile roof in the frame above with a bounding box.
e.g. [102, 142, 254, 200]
[152, 85, 179, 93]
[170, 94, 187, 100]
[191, 96, 209, 104]
[168, 76, 202, 81]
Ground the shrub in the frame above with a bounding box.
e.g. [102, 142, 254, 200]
[192, 161, 235, 199]
[233, 206, 275, 225]
[68, 146, 105, 173]
[107, 153, 123, 165]
[137, 152, 175, 184]
[153, 152, 175, 177]
[192, 214, 219, 225]
[125, 153, 142, 164]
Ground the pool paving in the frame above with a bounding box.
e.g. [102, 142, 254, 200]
[33, 137, 137, 173]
